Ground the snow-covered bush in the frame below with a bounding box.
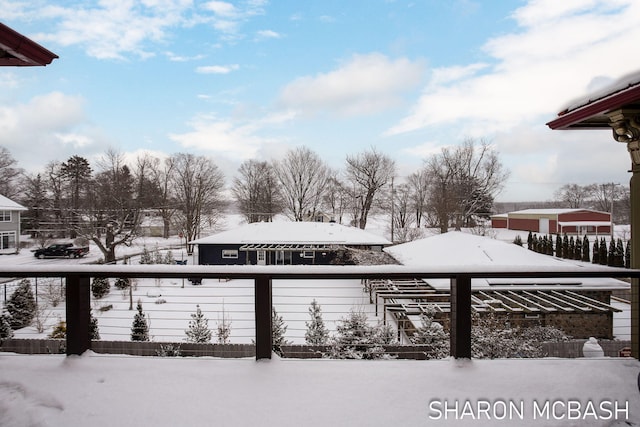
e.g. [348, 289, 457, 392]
[327, 308, 396, 360]
[185, 305, 212, 343]
[91, 277, 110, 299]
[305, 299, 329, 345]
[0, 310, 14, 343]
[156, 344, 182, 357]
[6, 279, 36, 329]
[131, 301, 149, 342]
[114, 277, 130, 290]
[410, 305, 449, 358]
[272, 307, 290, 356]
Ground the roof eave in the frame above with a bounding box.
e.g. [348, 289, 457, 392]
[546, 84, 640, 130]
[0, 23, 58, 67]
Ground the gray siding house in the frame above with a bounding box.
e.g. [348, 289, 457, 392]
[0, 194, 27, 254]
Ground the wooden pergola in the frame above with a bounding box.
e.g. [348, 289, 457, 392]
[547, 73, 640, 357]
[0, 22, 58, 67]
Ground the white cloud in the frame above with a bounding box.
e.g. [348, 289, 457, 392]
[196, 64, 240, 74]
[168, 111, 295, 159]
[256, 30, 281, 39]
[0, 92, 111, 171]
[387, 0, 640, 136]
[278, 53, 425, 117]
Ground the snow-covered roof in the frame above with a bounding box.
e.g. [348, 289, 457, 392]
[506, 208, 606, 216]
[384, 231, 627, 290]
[0, 194, 26, 211]
[191, 221, 392, 246]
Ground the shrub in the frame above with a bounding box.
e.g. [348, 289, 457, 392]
[513, 235, 523, 247]
[6, 279, 36, 329]
[91, 277, 110, 299]
[131, 301, 149, 342]
[114, 277, 130, 290]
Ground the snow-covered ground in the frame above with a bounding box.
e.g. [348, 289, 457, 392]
[1, 352, 639, 427]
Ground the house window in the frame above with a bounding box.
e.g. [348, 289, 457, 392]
[0, 211, 10, 222]
[222, 249, 239, 259]
[0, 232, 16, 250]
[301, 251, 315, 259]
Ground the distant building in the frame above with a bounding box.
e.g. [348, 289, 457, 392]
[383, 231, 627, 339]
[191, 221, 391, 266]
[0, 194, 27, 254]
[491, 209, 611, 235]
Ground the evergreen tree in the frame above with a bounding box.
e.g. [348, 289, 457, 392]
[582, 236, 590, 262]
[607, 239, 616, 267]
[48, 314, 99, 340]
[153, 249, 165, 265]
[139, 247, 153, 264]
[49, 319, 67, 339]
[114, 277, 130, 290]
[0, 309, 14, 343]
[90, 311, 100, 340]
[513, 235, 523, 247]
[131, 301, 149, 341]
[410, 305, 449, 358]
[185, 304, 212, 343]
[272, 306, 290, 356]
[216, 305, 232, 344]
[305, 299, 329, 345]
[555, 234, 562, 258]
[164, 251, 175, 265]
[625, 240, 631, 269]
[6, 279, 36, 329]
[329, 308, 396, 359]
[527, 231, 533, 250]
[574, 236, 582, 260]
[615, 238, 625, 267]
[91, 277, 110, 299]
[568, 236, 575, 260]
[599, 238, 607, 265]
[562, 234, 569, 259]
[592, 240, 599, 264]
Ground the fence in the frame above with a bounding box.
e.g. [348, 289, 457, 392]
[0, 263, 639, 360]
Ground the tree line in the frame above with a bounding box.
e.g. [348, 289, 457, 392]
[1, 139, 509, 260]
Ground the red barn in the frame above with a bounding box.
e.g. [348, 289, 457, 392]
[491, 209, 611, 235]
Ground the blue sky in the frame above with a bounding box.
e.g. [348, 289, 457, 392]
[2, 0, 640, 202]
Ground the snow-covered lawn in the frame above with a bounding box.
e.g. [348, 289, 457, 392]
[1, 352, 638, 427]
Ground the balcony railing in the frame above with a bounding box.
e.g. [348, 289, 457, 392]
[1, 264, 639, 360]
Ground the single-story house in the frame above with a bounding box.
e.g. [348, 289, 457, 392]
[191, 221, 392, 266]
[491, 208, 611, 235]
[383, 231, 628, 339]
[0, 194, 28, 254]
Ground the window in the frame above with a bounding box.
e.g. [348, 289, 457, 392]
[0, 232, 16, 250]
[222, 249, 239, 259]
[0, 211, 10, 222]
[301, 251, 315, 259]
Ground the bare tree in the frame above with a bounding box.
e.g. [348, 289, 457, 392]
[273, 147, 329, 221]
[424, 139, 508, 232]
[0, 146, 23, 199]
[345, 147, 395, 229]
[232, 160, 282, 223]
[79, 149, 140, 263]
[170, 153, 225, 253]
[323, 173, 350, 224]
[149, 156, 177, 239]
[407, 168, 429, 227]
[554, 183, 591, 208]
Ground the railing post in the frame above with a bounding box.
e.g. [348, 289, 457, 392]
[254, 276, 272, 360]
[450, 274, 472, 359]
[631, 163, 640, 359]
[65, 274, 91, 356]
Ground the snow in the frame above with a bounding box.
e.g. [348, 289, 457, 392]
[1, 227, 639, 426]
[0, 352, 638, 426]
[190, 221, 392, 246]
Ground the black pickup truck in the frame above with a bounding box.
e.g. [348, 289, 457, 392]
[32, 243, 90, 259]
